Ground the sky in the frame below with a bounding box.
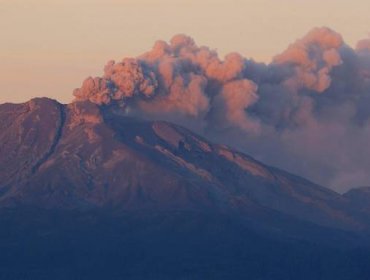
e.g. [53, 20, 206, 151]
[0, 0, 370, 104]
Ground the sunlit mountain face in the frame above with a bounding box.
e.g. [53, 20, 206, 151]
[2, 29, 370, 279]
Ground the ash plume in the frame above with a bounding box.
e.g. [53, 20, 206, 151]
[73, 27, 370, 192]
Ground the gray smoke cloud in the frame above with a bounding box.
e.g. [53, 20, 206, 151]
[73, 27, 370, 193]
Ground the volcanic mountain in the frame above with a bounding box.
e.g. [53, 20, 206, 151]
[1, 98, 370, 279]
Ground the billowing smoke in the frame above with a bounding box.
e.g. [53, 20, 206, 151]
[73, 27, 370, 193]
[74, 34, 259, 131]
[74, 58, 158, 105]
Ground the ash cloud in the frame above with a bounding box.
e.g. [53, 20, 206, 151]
[73, 27, 370, 192]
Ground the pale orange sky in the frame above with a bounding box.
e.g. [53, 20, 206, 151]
[1, 0, 369, 104]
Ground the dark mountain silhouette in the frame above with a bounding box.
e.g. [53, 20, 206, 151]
[1, 98, 370, 279]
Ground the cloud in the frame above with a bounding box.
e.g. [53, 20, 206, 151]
[73, 27, 370, 192]
[74, 58, 158, 105]
[356, 37, 370, 52]
[273, 27, 343, 92]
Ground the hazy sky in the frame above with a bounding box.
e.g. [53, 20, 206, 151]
[1, 0, 369, 104]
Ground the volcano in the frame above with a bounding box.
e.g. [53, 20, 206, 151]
[1, 98, 370, 279]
